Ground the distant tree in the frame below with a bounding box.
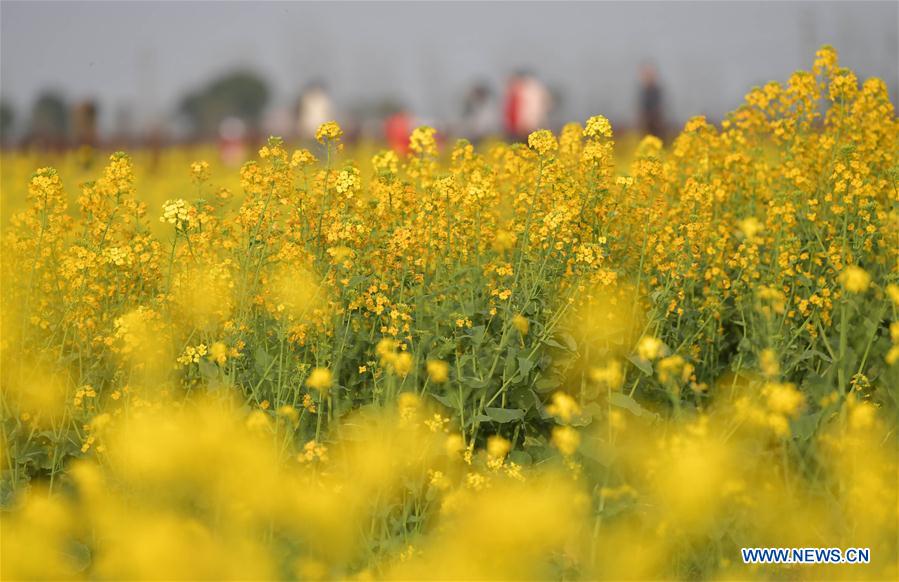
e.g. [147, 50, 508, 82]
[179, 70, 270, 138]
[30, 91, 69, 146]
[0, 100, 14, 143]
[207, 71, 269, 124]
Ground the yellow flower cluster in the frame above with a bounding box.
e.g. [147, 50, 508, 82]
[314, 120, 343, 143]
[160, 198, 193, 228]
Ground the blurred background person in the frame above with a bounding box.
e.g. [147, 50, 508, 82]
[72, 99, 98, 148]
[461, 81, 497, 144]
[218, 116, 248, 167]
[72, 98, 99, 168]
[385, 104, 413, 155]
[518, 71, 553, 137]
[638, 62, 665, 138]
[297, 81, 334, 142]
[503, 71, 523, 141]
[505, 70, 552, 141]
[110, 103, 136, 150]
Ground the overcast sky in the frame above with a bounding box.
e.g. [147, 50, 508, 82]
[1, 1, 897, 134]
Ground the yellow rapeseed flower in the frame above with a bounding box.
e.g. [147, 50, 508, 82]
[885, 284, 899, 306]
[590, 360, 624, 390]
[487, 435, 511, 460]
[546, 392, 580, 423]
[393, 352, 413, 378]
[315, 121, 343, 144]
[511, 314, 529, 335]
[584, 115, 613, 139]
[552, 426, 581, 457]
[637, 336, 664, 361]
[527, 129, 558, 156]
[306, 367, 333, 393]
[426, 359, 450, 383]
[839, 265, 870, 293]
[763, 382, 805, 418]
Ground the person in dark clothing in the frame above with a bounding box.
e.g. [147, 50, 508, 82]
[639, 62, 665, 138]
[462, 82, 497, 144]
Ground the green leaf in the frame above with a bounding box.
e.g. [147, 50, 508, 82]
[535, 377, 561, 393]
[559, 332, 578, 352]
[466, 377, 491, 390]
[253, 345, 273, 376]
[468, 326, 487, 345]
[508, 450, 533, 466]
[517, 356, 534, 377]
[430, 392, 459, 409]
[485, 407, 525, 423]
[790, 349, 832, 365]
[63, 541, 92, 573]
[626, 354, 653, 376]
[570, 402, 604, 427]
[531, 389, 552, 420]
[198, 358, 219, 380]
[579, 436, 618, 467]
[609, 392, 657, 419]
[792, 411, 822, 441]
[503, 353, 517, 379]
[543, 338, 567, 350]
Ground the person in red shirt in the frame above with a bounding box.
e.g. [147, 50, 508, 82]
[504, 71, 524, 141]
[385, 107, 412, 155]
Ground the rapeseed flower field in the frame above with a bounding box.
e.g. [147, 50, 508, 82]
[1, 47, 897, 580]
